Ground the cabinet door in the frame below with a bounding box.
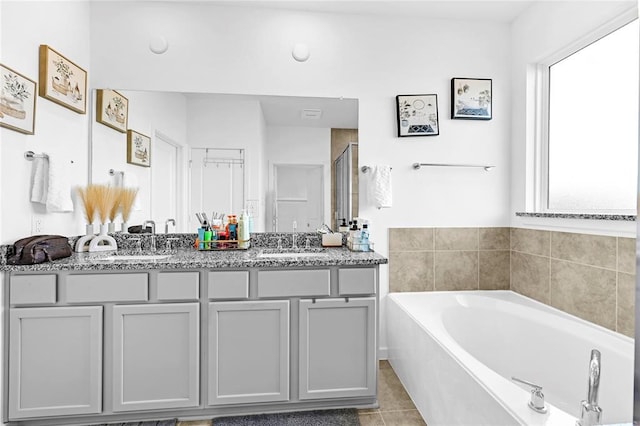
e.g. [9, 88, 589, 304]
[9, 306, 102, 419]
[299, 297, 376, 399]
[112, 303, 199, 411]
[208, 300, 289, 405]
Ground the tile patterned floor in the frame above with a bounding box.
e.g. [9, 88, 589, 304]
[177, 360, 426, 426]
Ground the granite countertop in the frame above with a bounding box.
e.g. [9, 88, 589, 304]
[0, 246, 388, 273]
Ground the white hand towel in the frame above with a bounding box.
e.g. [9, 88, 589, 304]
[370, 165, 392, 209]
[30, 156, 49, 204]
[45, 154, 74, 212]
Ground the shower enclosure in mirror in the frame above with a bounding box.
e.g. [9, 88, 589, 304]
[90, 90, 358, 233]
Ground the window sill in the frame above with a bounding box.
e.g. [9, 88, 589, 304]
[515, 212, 636, 221]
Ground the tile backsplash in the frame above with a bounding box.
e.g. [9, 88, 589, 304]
[388, 227, 636, 338]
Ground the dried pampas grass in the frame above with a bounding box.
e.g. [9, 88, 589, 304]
[109, 188, 123, 222]
[76, 185, 98, 224]
[119, 187, 138, 223]
[93, 185, 117, 224]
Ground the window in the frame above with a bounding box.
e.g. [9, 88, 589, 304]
[541, 18, 638, 213]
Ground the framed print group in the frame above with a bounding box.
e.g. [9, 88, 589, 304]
[39, 45, 87, 114]
[127, 129, 151, 167]
[396, 94, 439, 137]
[0, 64, 36, 134]
[451, 78, 492, 120]
[96, 89, 128, 133]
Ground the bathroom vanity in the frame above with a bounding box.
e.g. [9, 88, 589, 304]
[1, 245, 386, 425]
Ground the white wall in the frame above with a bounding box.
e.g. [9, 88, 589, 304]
[1, 0, 512, 355]
[1, 1, 91, 244]
[509, 0, 637, 236]
[88, 1, 511, 354]
[91, 90, 188, 230]
[186, 96, 267, 231]
[265, 126, 331, 231]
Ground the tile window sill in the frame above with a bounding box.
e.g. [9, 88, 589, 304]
[516, 212, 636, 222]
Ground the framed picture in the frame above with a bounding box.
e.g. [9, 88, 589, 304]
[451, 78, 492, 120]
[0, 64, 36, 134]
[96, 89, 128, 132]
[127, 129, 151, 167]
[38, 45, 87, 114]
[396, 94, 439, 137]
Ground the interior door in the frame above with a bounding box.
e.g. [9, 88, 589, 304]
[151, 132, 179, 231]
[273, 164, 324, 232]
[190, 148, 244, 228]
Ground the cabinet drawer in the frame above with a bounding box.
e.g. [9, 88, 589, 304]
[66, 274, 148, 303]
[338, 268, 376, 295]
[10, 275, 57, 305]
[208, 271, 249, 299]
[157, 272, 199, 301]
[257, 270, 330, 298]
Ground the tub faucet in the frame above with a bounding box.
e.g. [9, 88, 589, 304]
[165, 218, 176, 234]
[577, 349, 603, 426]
[511, 376, 547, 414]
[143, 220, 156, 234]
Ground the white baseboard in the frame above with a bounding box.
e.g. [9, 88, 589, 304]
[378, 346, 388, 360]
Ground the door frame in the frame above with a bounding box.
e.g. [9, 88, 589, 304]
[152, 130, 185, 232]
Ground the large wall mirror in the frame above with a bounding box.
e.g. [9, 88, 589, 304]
[90, 90, 358, 233]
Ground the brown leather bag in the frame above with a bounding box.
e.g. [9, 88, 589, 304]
[7, 235, 72, 265]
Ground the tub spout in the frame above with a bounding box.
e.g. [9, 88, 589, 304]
[577, 349, 603, 426]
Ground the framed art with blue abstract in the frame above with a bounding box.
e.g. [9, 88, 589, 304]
[451, 78, 492, 120]
[396, 94, 439, 137]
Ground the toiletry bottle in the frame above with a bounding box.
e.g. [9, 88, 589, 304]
[238, 212, 245, 242]
[338, 218, 349, 232]
[361, 223, 370, 252]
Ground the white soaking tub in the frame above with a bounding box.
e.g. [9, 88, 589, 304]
[387, 291, 634, 426]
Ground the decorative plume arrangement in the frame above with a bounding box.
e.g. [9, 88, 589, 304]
[74, 184, 138, 252]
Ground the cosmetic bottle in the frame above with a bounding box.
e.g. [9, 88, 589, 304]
[361, 223, 370, 251]
[338, 218, 349, 232]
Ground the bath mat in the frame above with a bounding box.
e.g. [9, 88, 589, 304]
[95, 419, 177, 426]
[213, 408, 360, 425]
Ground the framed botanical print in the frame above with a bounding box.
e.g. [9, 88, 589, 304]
[396, 94, 439, 137]
[38, 45, 87, 114]
[0, 64, 37, 134]
[127, 129, 150, 167]
[451, 78, 492, 120]
[96, 89, 128, 133]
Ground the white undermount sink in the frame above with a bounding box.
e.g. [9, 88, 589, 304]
[257, 251, 328, 259]
[100, 254, 170, 261]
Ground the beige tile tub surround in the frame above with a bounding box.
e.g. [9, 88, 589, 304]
[389, 227, 510, 292]
[388, 227, 635, 337]
[511, 229, 634, 337]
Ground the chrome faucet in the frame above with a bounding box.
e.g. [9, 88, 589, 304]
[291, 220, 298, 249]
[165, 218, 176, 234]
[578, 349, 603, 426]
[511, 377, 547, 414]
[143, 220, 156, 234]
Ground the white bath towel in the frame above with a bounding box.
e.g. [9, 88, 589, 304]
[369, 165, 392, 209]
[30, 156, 49, 204]
[46, 154, 74, 212]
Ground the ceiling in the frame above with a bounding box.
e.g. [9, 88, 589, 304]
[186, 93, 359, 128]
[211, 0, 537, 23]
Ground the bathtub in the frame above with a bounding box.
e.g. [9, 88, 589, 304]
[387, 291, 634, 426]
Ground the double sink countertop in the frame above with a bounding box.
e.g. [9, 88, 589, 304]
[0, 246, 388, 272]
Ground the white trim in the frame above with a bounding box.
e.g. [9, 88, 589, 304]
[533, 8, 638, 215]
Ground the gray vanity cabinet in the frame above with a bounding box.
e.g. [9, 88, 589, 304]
[298, 297, 376, 400]
[112, 303, 200, 412]
[8, 306, 103, 419]
[208, 300, 290, 405]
